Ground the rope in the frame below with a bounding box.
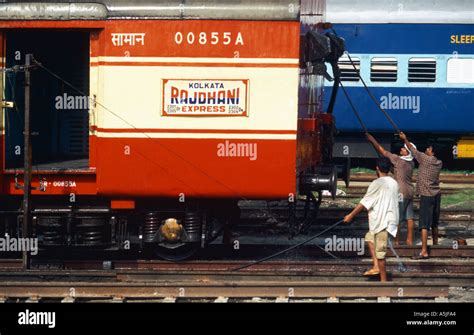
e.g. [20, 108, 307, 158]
[330, 26, 401, 133]
[339, 81, 368, 133]
[345, 52, 401, 133]
[31, 58, 250, 200]
[314, 244, 368, 273]
[231, 219, 344, 271]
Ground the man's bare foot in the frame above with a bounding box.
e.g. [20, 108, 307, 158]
[412, 252, 429, 259]
[406, 240, 413, 246]
[363, 268, 380, 276]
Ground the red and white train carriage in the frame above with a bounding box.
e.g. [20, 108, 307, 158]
[0, 0, 342, 259]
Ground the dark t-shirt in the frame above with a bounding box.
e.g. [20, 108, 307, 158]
[413, 149, 442, 196]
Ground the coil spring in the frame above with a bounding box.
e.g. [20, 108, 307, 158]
[75, 217, 106, 246]
[184, 212, 202, 242]
[143, 212, 160, 243]
[38, 216, 63, 246]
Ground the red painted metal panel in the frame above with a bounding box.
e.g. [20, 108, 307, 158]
[110, 199, 136, 209]
[89, 135, 97, 169]
[0, 134, 3, 193]
[0, 19, 301, 200]
[91, 61, 298, 68]
[92, 127, 297, 135]
[90, 20, 300, 199]
[0, 32, 4, 192]
[97, 20, 300, 59]
[3, 174, 97, 195]
[95, 137, 296, 199]
[297, 114, 335, 172]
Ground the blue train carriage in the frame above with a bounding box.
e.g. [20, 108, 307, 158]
[324, 0, 474, 166]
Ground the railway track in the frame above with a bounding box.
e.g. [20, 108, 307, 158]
[237, 203, 473, 245]
[239, 204, 473, 229]
[0, 186, 471, 303]
[0, 259, 467, 302]
[330, 187, 460, 199]
[241, 204, 473, 218]
[339, 172, 474, 199]
[0, 279, 451, 303]
[2, 247, 474, 268]
[0, 244, 472, 301]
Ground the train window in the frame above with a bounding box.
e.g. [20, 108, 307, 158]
[370, 57, 397, 82]
[338, 57, 360, 81]
[408, 58, 436, 82]
[447, 58, 474, 84]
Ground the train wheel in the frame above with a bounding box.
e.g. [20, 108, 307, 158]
[152, 243, 199, 261]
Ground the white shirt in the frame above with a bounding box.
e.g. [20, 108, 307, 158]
[360, 176, 399, 237]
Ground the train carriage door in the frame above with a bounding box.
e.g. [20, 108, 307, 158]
[0, 31, 4, 188]
[4, 30, 90, 171]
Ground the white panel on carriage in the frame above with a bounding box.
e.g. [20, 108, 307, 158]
[447, 58, 474, 84]
[326, 0, 474, 24]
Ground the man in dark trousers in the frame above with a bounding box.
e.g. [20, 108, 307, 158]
[366, 133, 415, 245]
[399, 132, 442, 259]
[343, 157, 399, 282]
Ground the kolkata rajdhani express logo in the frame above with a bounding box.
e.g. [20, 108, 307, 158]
[162, 79, 249, 117]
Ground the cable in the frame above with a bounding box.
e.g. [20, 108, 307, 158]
[345, 52, 401, 133]
[6, 61, 201, 193]
[339, 81, 368, 133]
[28, 59, 201, 192]
[331, 28, 401, 138]
[314, 244, 367, 273]
[231, 219, 345, 271]
[330, 28, 401, 133]
[32, 58, 250, 200]
[339, 81, 386, 158]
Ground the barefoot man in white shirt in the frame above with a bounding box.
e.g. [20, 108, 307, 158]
[343, 157, 399, 282]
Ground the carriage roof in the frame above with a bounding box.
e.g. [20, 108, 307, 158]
[326, 0, 474, 24]
[0, 0, 302, 20]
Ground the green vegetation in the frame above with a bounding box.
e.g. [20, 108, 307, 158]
[439, 169, 473, 175]
[348, 198, 362, 205]
[350, 167, 375, 174]
[337, 189, 473, 209]
[412, 168, 473, 175]
[351, 167, 473, 175]
[441, 189, 474, 209]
